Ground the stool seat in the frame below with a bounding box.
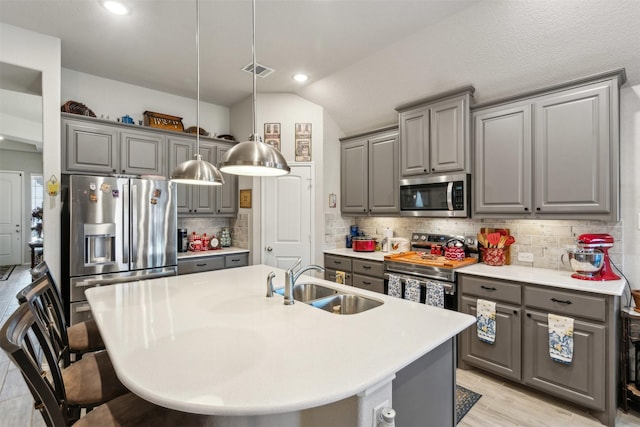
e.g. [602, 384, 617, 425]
[63, 350, 128, 406]
[67, 318, 105, 352]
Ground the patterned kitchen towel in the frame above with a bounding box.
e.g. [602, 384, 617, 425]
[335, 270, 346, 284]
[387, 274, 402, 298]
[404, 278, 422, 303]
[548, 313, 574, 364]
[426, 281, 444, 308]
[476, 299, 496, 344]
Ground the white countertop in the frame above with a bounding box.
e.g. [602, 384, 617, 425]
[177, 247, 249, 259]
[457, 263, 626, 296]
[86, 264, 474, 416]
[324, 248, 386, 262]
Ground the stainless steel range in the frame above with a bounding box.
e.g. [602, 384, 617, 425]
[383, 232, 478, 310]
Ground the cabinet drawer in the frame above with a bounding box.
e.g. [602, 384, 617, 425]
[325, 269, 352, 286]
[178, 256, 225, 275]
[324, 255, 352, 271]
[525, 286, 606, 322]
[459, 275, 521, 305]
[352, 274, 384, 294]
[352, 259, 383, 277]
[225, 253, 248, 268]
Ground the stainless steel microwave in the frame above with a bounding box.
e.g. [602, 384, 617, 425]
[399, 173, 470, 217]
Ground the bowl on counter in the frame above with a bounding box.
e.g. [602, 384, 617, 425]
[562, 249, 604, 275]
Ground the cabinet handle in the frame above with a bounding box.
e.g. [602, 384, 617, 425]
[363, 265, 371, 269]
[121, 169, 125, 173]
[230, 258, 240, 262]
[513, 310, 518, 315]
[536, 207, 541, 211]
[480, 285, 497, 291]
[112, 169, 117, 173]
[431, 168, 435, 172]
[193, 209, 197, 213]
[524, 207, 529, 212]
[551, 298, 572, 305]
[423, 168, 428, 173]
[196, 263, 207, 267]
[363, 209, 367, 212]
[527, 313, 531, 317]
[334, 261, 342, 264]
[362, 281, 372, 285]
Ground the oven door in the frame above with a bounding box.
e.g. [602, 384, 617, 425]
[383, 272, 457, 310]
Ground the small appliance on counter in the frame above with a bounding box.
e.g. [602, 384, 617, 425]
[352, 236, 376, 252]
[563, 233, 620, 281]
[178, 228, 188, 252]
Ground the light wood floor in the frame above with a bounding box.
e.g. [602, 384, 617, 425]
[1, 265, 640, 426]
[457, 367, 640, 426]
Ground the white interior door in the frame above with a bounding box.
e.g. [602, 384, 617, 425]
[0, 171, 23, 266]
[262, 164, 312, 270]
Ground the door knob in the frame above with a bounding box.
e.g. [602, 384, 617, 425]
[266, 246, 273, 252]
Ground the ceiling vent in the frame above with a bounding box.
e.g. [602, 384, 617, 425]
[241, 63, 274, 78]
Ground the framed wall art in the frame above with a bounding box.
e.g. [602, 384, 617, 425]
[264, 122, 281, 151]
[239, 189, 252, 209]
[295, 123, 312, 161]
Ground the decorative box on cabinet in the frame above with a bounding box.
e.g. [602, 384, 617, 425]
[458, 273, 619, 427]
[340, 126, 399, 215]
[473, 69, 626, 220]
[396, 87, 474, 179]
[62, 115, 166, 176]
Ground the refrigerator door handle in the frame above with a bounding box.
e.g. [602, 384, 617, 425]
[131, 183, 138, 264]
[123, 183, 129, 264]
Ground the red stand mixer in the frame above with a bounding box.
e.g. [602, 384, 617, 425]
[567, 233, 620, 281]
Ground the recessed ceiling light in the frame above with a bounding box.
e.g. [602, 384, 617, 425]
[100, 0, 131, 15]
[293, 73, 309, 83]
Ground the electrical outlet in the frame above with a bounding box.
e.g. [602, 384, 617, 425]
[372, 400, 390, 427]
[518, 252, 534, 262]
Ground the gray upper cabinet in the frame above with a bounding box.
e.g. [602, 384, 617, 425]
[63, 120, 119, 174]
[215, 144, 238, 215]
[63, 116, 165, 176]
[341, 127, 399, 215]
[397, 87, 474, 179]
[473, 69, 624, 220]
[168, 137, 237, 216]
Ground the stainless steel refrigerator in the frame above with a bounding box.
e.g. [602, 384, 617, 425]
[62, 175, 177, 325]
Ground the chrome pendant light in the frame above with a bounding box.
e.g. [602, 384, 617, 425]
[218, 0, 290, 177]
[171, 0, 224, 186]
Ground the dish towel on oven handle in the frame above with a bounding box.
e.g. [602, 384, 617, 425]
[404, 278, 421, 303]
[476, 299, 496, 344]
[548, 313, 574, 364]
[387, 274, 402, 298]
[426, 281, 444, 308]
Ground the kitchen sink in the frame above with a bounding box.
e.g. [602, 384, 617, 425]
[310, 294, 383, 315]
[274, 283, 339, 302]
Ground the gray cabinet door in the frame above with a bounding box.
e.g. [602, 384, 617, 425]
[460, 295, 522, 381]
[473, 103, 532, 214]
[120, 130, 166, 176]
[216, 144, 238, 215]
[533, 82, 612, 214]
[167, 137, 194, 213]
[368, 131, 399, 214]
[430, 96, 465, 173]
[399, 106, 429, 177]
[191, 141, 216, 214]
[341, 137, 369, 214]
[523, 309, 605, 410]
[63, 120, 118, 174]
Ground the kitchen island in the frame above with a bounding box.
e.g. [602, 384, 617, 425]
[86, 264, 475, 426]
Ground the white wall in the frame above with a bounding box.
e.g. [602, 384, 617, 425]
[230, 93, 325, 266]
[620, 83, 640, 289]
[62, 69, 230, 137]
[0, 23, 61, 281]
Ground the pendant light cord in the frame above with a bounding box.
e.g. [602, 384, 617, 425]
[252, 0, 257, 138]
[196, 0, 201, 154]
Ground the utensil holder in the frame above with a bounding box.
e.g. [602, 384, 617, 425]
[631, 290, 640, 313]
[483, 248, 506, 266]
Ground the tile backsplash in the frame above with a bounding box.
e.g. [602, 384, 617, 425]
[324, 214, 623, 272]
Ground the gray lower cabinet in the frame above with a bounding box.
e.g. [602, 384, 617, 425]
[473, 70, 624, 220]
[178, 252, 248, 275]
[340, 127, 399, 215]
[167, 136, 237, 216]
[397, 88, 473, 178]
[324, 254, 384, 294]
[458, 273, 618, 426]
[62, 116, 166, 176]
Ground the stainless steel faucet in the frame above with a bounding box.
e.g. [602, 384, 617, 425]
[266, 271, 276, 297]
[284, 258, 325, 305]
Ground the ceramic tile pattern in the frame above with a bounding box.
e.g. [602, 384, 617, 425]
[324, 215, 624, 272]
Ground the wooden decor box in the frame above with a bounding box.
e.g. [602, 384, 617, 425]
[143, 111, 184, 132]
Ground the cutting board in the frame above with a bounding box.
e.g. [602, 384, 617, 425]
[384, 251, 478, 268]
[480, 227, 511, 265]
